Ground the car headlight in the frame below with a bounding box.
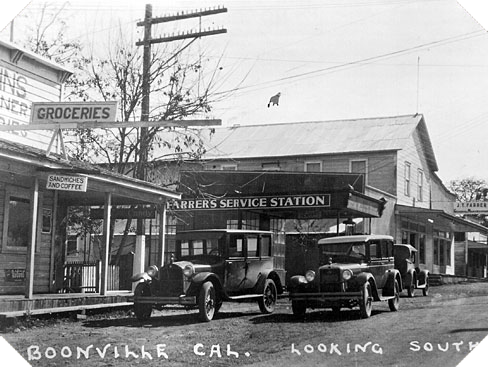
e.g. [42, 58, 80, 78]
[305, 270, 316, 282]
[183, 264, 194, 278]
[342, 269, 353, 281]
[147, 265, 158, 278]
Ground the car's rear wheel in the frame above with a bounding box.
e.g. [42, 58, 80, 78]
[198, 281, 216, 322]
[359, 282, 373, 318]
[422, 278, 429, 296]
[133, 283, 153, 321]
[292, 300, 306, 317]
[258, 279, 277, 314]
[388, 279, 400, 312]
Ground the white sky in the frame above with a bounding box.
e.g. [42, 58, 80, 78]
[1, 0, 488, 185]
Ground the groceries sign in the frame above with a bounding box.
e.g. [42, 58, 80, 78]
[169, 194, 331, 211]
[46, 174, 88, 192]
[31, 101, 117, 124]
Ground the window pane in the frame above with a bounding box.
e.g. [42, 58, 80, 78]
[192, 240, 204, 255]
[7, 197, 30, 248]
[305, 162, 321, 172]
[181, 241, 189, 256]
[247, 237, 258, 256]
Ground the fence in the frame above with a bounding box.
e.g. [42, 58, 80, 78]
[63, 261, 120, 293]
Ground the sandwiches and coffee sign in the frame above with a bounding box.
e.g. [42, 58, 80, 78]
[46, 174, 88, 192]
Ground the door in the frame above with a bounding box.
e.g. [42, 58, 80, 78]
[224, 235, 248, 293]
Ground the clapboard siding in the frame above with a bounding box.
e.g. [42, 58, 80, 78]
[397, 128, 431, 208]
[203, 151, 398, 196]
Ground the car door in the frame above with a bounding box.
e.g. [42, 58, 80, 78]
[243, 234, 274, 291]
[224, 234, 248, 293]
[367, 240, 393, 288]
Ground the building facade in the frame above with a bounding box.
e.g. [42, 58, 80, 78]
[163, 114, 488, 277]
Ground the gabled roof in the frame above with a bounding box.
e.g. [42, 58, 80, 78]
[202, 114, 438, 172]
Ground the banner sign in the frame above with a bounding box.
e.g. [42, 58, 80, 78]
[168, 194, 331, 211]
[454, 201, 488, 214]
[46, 175, 88, 192]
[31, 101, 117, 124]
[90, 207, 156, 220]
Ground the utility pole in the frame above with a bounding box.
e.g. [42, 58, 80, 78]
[135, 4, 227, 250]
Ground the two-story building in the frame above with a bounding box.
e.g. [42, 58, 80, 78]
[165, 114, 487, 277]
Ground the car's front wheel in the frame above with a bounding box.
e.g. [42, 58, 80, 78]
[133, 283, 153, 321]
[258, 279, 277, 314]
[388, 279, 400, 312]
[198, 281, 216, 322]
[359, 282, 373, 318]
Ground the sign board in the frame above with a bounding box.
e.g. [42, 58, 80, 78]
[0, 64, 60, 147]
[30, 101, 117, 124]
[90, 207, 156, 219]
[168, 194, 331, 211]
[454, 201, 488, 214]
[46, 174, 88, 192]
[5, 269, 26, 282]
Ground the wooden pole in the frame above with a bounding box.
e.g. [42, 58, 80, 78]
[100, 192, 112, 295]
[25, 177, 39, 299]
[158, 204, 167, 268]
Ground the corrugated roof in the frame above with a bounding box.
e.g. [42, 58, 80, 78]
[202, 114, 437, 171]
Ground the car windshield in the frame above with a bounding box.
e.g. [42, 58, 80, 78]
[175, 234, 224, 263]
[319, 241, 367, 263]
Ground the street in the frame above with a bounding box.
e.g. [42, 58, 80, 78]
[3, 281, 488, 367]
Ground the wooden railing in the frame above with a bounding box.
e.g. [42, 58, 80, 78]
[63, 261, 120, 293]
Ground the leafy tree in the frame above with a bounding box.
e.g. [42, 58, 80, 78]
[449, 178, 488, 202]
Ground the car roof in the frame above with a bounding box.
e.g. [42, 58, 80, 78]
[176, 229, 274, 235]
[394, 243, 417, 252]
[318, 234, 394, 244]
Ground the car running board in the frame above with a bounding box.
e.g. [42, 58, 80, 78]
[227, 294, 262, 300]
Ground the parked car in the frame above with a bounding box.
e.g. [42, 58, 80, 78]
[289, 234, 402, 318]
[394, 244, 429, 297]
[131, 229, 285, 322]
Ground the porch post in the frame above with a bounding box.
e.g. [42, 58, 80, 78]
[25, 177, 39, 299]
[132, 236, 146, 292]
[158, 203, 167, 268]
[100, 192, 112, 295]
[48, 191, 58, 293]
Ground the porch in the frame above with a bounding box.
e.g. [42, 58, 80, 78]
[0, 291, 133, 319]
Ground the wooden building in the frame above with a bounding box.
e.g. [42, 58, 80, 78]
[0, 40, 180, 317]
[160, 114, 488, 277]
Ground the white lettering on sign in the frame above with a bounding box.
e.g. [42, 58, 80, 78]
[46, 175, 88, 192]
[168, 194, 330, 211]
[31, 101, 117, 124]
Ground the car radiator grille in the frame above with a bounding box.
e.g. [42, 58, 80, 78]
[320, 268, 342, 292]
[159, 266, 184, 296]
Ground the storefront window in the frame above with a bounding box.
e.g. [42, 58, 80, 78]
[7, 197, 30, 248]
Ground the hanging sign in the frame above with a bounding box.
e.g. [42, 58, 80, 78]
[168, 194, 331, 211]
[30, 101, 117, 124]
[46, 174, 88, 192]
[454, 201, 488, 214]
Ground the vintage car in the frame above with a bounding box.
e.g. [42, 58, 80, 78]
[394, 244, 429, 297]
[131, 229, 285, 322]
[289, 234, 403, 318]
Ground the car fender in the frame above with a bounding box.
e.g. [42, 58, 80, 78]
[131, 272, 151, 282]
[356, 272, 380, 301]
[405, 268, 416, 288]
[418, 269, 429, 285]
[288, 275, 308, 292]
[255, 270, 284, 294]
[187, 272, 223, 297]
[384, 269, 403, 295]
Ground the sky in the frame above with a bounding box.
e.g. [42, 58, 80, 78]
[1, 0, 488, 185]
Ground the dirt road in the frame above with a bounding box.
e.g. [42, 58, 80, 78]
[2, 281, 488, 367]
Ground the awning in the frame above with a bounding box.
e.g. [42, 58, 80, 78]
[395, 204, 488, 235]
